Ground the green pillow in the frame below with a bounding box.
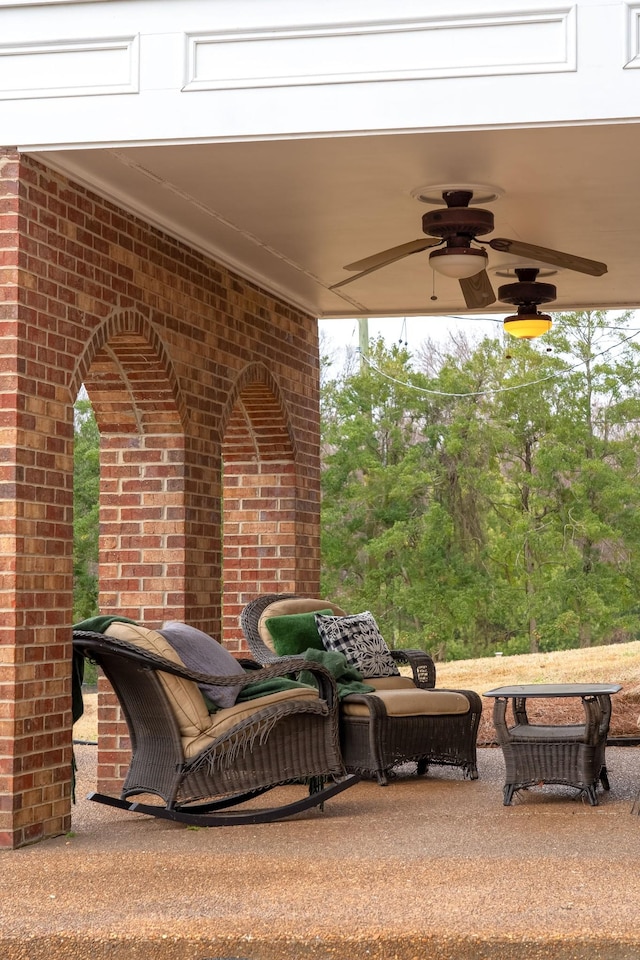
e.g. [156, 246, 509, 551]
[265, 609, 334, 657]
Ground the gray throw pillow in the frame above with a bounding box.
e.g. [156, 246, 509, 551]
[159, 621, 244, 710]
[314, 611, 400, 679]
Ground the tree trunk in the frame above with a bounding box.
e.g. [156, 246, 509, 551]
[579, 620, 592, 648]
[525, 542, 539, 653]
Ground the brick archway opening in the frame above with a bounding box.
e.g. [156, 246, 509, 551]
[81, 330, 185, 795]
[222, 379, 296, 653]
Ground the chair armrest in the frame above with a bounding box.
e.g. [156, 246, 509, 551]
[390, 649, 436, 689]
[73, 631, 340, 711]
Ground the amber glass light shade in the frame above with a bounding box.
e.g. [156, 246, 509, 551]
[503, 311, 552, 340]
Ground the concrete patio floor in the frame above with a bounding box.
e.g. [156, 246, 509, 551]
[2, 745, 640, 960]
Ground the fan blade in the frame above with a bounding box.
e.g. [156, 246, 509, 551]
[344, 237, 441, 272]
[330, 238, 442, 291]
[330, 262, 391, 291]
[489, 238, 607, 277]
[459, 270, 496, 309]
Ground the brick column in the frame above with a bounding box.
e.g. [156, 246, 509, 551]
[0, 151, 75, 848]
[95, 433, 187, 794]
[223, 460, 298, 651]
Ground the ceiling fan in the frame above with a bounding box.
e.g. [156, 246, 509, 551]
[330, 189, 608, 309]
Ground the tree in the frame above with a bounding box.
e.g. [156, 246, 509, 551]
[483, 340, 566, 651]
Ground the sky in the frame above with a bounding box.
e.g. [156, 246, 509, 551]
[319, 313, 505, 364]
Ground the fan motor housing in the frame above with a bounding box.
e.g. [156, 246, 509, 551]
[422, 207, 494, 239]
[498, 280, 557, 306]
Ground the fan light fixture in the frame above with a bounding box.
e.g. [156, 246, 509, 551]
[503, 307, 552, 340]
[429, 246, 488, 279]
[499, 268, 555, 340]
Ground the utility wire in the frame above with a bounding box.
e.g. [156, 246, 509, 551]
[359, 327, 640, 399]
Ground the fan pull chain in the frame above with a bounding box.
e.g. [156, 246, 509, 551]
[430, 271, 438, 301]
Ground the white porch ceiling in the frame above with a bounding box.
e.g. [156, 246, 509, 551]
[34, 119, 640, 321]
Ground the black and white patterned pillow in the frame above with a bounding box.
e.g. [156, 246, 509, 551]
[314, 611, 400, 678]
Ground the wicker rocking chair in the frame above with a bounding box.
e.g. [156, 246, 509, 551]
[73, 625, 358, 826]
[240, 594, 482, 786]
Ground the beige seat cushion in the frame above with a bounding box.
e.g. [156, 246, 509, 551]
[186, 687, 319, 758]
[258, 597, 346, 652]
[342, 688, 470, 718]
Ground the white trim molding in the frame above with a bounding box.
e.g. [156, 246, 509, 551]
[0, 0, 106, 5]
[184, 9, 577, 92]
[624, 2, 640, 67]
[0, 34, 139, 99]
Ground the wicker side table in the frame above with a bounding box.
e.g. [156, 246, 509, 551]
[484, 683, 621, 806]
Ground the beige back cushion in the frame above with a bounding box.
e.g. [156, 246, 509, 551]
[105, 622, 212, 740]
[258, 597, 346, 653]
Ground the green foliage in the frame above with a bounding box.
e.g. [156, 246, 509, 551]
[73, 395, 99, 623]
[320, 313, 640, 659]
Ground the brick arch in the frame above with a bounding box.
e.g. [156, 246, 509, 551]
[71, 308, 187, 433]
[220, 362, 296, 462]
[221, 365, 298, 650]
[73, 310, 186, 623]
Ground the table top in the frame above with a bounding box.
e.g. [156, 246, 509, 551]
[483, 683, 622, 698]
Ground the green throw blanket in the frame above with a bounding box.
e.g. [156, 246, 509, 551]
[232, 648, 375, 706]
[73, 614, 138, 634]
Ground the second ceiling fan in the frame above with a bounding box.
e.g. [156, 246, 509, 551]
[330, 189, 608, 309]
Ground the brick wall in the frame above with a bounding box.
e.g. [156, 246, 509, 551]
[0, 150, 322, 848]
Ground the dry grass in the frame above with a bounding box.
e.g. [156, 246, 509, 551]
[436, 640, 640, 744]
[74, 641, 640, 747]
[74, 692, 97, 742]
